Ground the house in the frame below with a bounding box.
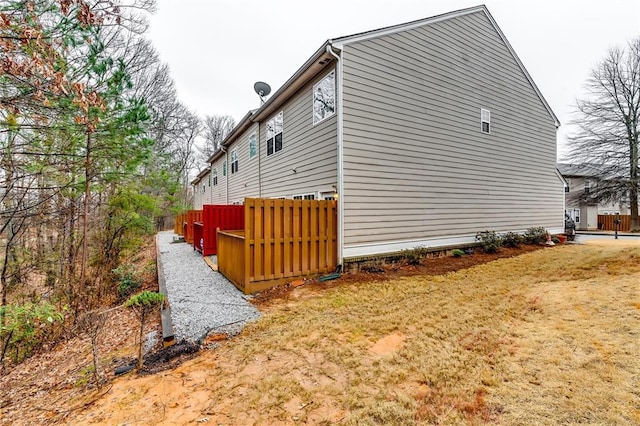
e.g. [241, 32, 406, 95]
[195, 5, 564, 264]
[191, 168, 210, 210]
[557, 162, 631, 230]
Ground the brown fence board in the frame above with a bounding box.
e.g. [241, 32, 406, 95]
[217, 198, 338, 294]
[597, 215, 631, 232]
[184, 210, 203, 244]
[174, 213, 187, 236]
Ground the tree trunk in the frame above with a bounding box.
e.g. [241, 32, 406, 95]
[80, 131, 92, 284]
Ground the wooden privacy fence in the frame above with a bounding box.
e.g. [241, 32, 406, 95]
[217, 198, 337, 294]
[597, 215, 631, 232]
[194, 205, 244, 256]
[184, 210, 202, 244]
[174, 212, 187, 236]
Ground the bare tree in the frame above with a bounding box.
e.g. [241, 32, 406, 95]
[566, 37, 640, 231]
[199, 114, 236, 162]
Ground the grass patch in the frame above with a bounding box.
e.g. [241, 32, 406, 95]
[195, 243, 640, 424]
[12, 242, 640, 425]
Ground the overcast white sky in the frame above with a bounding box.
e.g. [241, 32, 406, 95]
[146, 0, 640, 158]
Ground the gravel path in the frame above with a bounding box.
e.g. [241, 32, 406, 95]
[157, 231, 260, 343]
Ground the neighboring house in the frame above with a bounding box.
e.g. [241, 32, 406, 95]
[557, 162, 631, 230]
[195, 5, 564, 263]
[191, 168, 212, 210]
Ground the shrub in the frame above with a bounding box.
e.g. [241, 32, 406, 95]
[0, 302, 67, 364]
[523, 227, 549, 245]
[113, 264, 141, 298]
[502, 232, 524, 248]
[452, 249, 465, 258]
[475, 230, 503, 253]
[125, 291, 165, 369]
[402, 246, 429, 265]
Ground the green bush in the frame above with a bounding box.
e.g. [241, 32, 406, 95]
[524, 227, 549, 245]
[452, 249, 465, 258]
[475, 230, 503, 253]
[502, 232, 524, 248]
[402, 246, 429, 265]
[125, 291, 165, 369]
[0, 302, 67, 364]
[113, 264, 141, 298]
[124, 290, 165, 309]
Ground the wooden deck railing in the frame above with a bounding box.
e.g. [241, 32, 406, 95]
[217, 198, 337, 294]
[217, 230, 247, 290]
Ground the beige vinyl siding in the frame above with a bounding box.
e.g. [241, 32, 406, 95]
[228, 123, 260, 203]
[259, 67, 338, 199]
[341, 11, 562, 248]
[193, 179, 204, 210]
[210, 156, 227, 204]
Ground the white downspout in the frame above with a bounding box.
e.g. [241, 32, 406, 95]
[326, 44, 344, 267]
[209, 165, 213, 205]
[220, 146, 228, 204]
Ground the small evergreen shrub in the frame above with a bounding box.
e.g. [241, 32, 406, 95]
[0, 302, 67, 364]
[502, 232, 524, 248]
[402, 246, 429, 265]
[523, 227, 549, 245]
[475, 230, 503, 253]
[452, 249, 465, 258]
[125, 291, 165, 369]
[113, 265, 141, 298]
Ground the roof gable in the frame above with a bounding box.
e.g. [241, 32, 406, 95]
[331, 5, 559, 127]
[216, 5, 559, 154]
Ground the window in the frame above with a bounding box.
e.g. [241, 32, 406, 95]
[212, 168, 218, 186]
[201, 183, 205, 194]
[584, 179, 591, 194]
[249, 133, 257, 159]
[313, 70, 336, 124]
[266, 111, 283, 156]
[293, 194, 315, 200]
[574, 208, 580, 224]
[481, 108, 490, 133]
[231, 149, 238, 174]
[223, 161, 227, 176]
[320, 191, 336, 200]
[208, 174, 211, 186]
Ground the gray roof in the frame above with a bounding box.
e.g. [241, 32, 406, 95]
[556, 163, 603, 178]
[207, 4, 559, 164]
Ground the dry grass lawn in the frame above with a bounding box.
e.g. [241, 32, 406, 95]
[5, 240, 640, 425]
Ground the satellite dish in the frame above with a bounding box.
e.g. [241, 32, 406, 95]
[254, 81, 271, 104]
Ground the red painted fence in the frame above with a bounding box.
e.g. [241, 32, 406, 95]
[193, 205, 244, 256]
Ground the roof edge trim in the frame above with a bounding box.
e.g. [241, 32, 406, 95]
[332, 4, 560, 128]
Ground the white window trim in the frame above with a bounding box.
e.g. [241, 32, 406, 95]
[481, 108, 490, 134]
[293, 193, 316, 200]
[249, 132, 257, 159]
[230, 149, 239, 174]
[312, 69, 336, 126]
[266, 111, 283, 157]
